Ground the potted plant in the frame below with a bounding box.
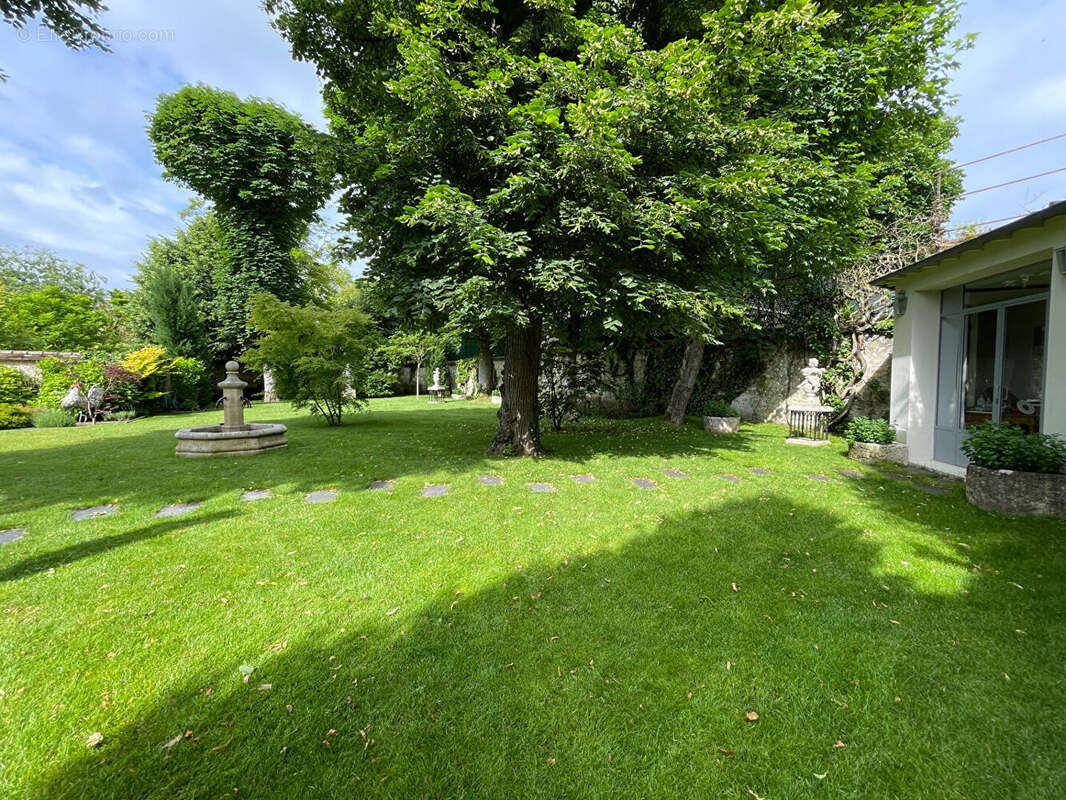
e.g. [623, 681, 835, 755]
[844, 417, 907, 464]
[703, 398, 741, 433]
[961, 423, 1066, 519]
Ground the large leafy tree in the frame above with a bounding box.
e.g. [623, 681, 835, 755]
[0, 245, 104, 298]
[269, 0, 962, 454]
[148, 86, 335, 357]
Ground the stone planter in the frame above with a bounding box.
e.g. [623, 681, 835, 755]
[703, 416, 740, 434]
[847, 440, 907, 465]
[965, 464, 1066, 519]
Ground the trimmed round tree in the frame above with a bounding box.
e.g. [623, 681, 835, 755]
[148, 86, 334, 357]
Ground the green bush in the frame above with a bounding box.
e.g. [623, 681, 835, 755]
[844, 417, 896, 445]
[703, 398, 739, 418]
[31, 407, 76, 428]
[0, 366, 38, 404]
[0, 403, 33, 430]
[167, 356, 208, 406]
[961, 422, 1065, 474]
[363, 369, 397, 398]
[36, 356, 104, 407]
[104, 409, 136, 422]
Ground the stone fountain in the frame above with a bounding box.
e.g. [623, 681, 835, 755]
[174, 361, 288, 458]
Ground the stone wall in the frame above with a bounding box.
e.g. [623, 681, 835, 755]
[730, 335, 893, 424]
[0, 350, 81, 381]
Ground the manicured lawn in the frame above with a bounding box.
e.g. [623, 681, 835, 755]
[1, 397, 1064, 799]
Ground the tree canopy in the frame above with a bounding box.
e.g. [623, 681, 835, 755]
[148, 86, 335, 357]
[1, 0, 110, 79]
[268, 0, 964, 453]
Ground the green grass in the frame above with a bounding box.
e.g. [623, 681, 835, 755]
[1, 397, 1064, 799]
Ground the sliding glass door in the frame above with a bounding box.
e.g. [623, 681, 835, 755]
[935, 261, 1051, 466]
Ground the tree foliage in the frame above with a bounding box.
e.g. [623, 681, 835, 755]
[138, 263, 209, 361]
[244, 293, 372, 425]
[148, 86, 335, 356]
[269, 0, 965, 453]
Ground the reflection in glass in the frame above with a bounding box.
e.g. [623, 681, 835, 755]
[1000, 300, 1046, 433]
[963, 309, 997, 428]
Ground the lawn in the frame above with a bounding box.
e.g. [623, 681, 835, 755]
[1, 397, 1064, 799]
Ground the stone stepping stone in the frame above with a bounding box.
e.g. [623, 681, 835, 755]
[837, 469, 864, 479]
[748, 468, 772, 476]
[529, 482, 555, 493]
[719, 474, 742, 484]
[477, 475, 504, 486]
[916, 484, 951, 495]
[0, 528, 25, 544]
[305, 489, 339, 504]
[72, 504, 118, 521]
[368, 480, 395, 491]
[422, 484, 449, 498]
[660, 468, 689, 479]
[240, 489, 272, 502]
[630, 478, 658, 490]
[879, 471, 912, 482]
[569, 474, 597, 484]
[806, 474, 838, 483]
[154, 502, 201, 519]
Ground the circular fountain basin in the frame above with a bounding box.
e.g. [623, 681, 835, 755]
[174, 423, 288, 458]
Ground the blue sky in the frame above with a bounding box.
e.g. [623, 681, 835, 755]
[0, 0, 1064, 289]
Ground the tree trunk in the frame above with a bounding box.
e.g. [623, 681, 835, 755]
[664, 336, 705, 425]
[489, 320, 543, 456]
[477, 338, 495, 398]
[262, 367, 278, 403]
[414, 360, 421, 398]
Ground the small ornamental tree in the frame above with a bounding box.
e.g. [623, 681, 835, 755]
[244, 293, 371, 426]
[148, 86, 334, 357]
[381, 330, 458, 398]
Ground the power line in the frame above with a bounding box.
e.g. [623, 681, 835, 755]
[940, 132, 1066, 173]
[945, 213, 1027, 232]
[958, 166, 1066, 197]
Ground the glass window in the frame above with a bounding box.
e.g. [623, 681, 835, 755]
[964, 261, 1051, 308]
[963, 309, 997, 427]
[1000, 300, 1046, 433]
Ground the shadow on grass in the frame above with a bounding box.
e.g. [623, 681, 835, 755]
[26, 494, 1064, 800]
[0, 402, 755, 518]
[0, 511, 237, 584]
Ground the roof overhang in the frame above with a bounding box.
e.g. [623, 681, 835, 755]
[873, 200, 1066, 287]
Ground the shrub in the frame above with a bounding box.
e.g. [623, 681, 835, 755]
[844, 417, 896, 445]
[703, 398, 739, 418]
[0, 403, 33, 430]
[538, 340, 606, 432]
[103, 409, 136, 422]
[0, 366, 38, 404]
[363, 369, 397, 398]
[244, 293, 372, 426]
[961, 422, 1065, 474]
[168, 356, 208, 406]
[100, 364, 143, 410]
[31, 407, 76, 428]
[37, 356, 104, 407]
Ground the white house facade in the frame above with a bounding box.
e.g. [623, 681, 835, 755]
[875, 200, 1066, 475]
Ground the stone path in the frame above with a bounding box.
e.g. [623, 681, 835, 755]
[422, 484, 449, 498]
[837, 469, 864, 479]
[304, 490, 339, 504]
[916, 484, 951, 495]
[529, 482, 555, 493]
[477, 475, 503, 486]
[630, 478, 657, 490]
[155, 502, 201, 519]
[241, 489, 272, 502]
[719, 474, 742, 484]
[0, 528, 25, 544]
[72, 505, 118, 521]
[660, 468, 688, 479]
[806, 474, 838, 483]
[748, 468, 771, 476]
[369, 480, 395, 491]
[569, 474, 597, 484]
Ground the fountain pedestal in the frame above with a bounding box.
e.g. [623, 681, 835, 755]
[174, 361, 288, 458]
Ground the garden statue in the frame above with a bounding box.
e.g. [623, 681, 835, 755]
[797, 358, 826, 407]
[427, 367, 446, 403]
[786, 357, 832, 446]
